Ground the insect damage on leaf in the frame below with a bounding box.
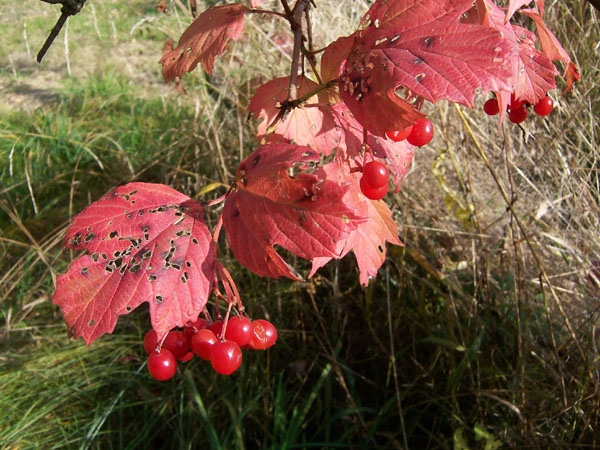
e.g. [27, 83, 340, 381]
[53, 183, 214, 345]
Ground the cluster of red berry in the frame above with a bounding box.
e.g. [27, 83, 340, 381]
[484, 95, 554, 123]
[359, 118, 434, 201]
[143, 317, 277, 380]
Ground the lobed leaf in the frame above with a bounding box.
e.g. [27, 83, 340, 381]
[53, 183, 214, 345]
[160, 3, 249, 80]
[222, 144, 366, 280]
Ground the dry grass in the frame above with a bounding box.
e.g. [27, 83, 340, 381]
[0, 0, 599, 448]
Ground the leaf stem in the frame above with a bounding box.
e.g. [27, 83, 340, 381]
[248, 8, 288, 19]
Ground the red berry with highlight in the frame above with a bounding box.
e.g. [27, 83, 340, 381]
[248, 319, 278, 350]
[508, 105, 528, 124]
[534, 96, 554, 116]
[184, 318, 209, 340]
[224, 316, 253, 347]
[191, 329, 218, 360]
[407, 118, 434, 147]
[362, 161, 389, 189]
[385, 126, 413, 142]
[210, 340, 242, 375]
[147, 349, 177, 381]
[143, 329, 158, 354]
[483, 98, 499, 116]
[360, 177, 388, 200]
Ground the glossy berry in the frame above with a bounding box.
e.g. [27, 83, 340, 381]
[143, 329, 158, 354]
[508, 105, 528, 124]
[209, 320, 224, 338]
[147, 349, 177, 381]
[534, 96, 554, 116]
[210, 340, 242, 375]
[162, 330, 190, 360]
[360, 177, 388, 200]
[248, 319, 278, 350]
[385, 126, 413, 142]
[407, 118, 434, 147]
[224, 316, 253, 347]
[362, 161, 389, 189]
[483, 98, 499, 116]
[191, 328, 218, 360]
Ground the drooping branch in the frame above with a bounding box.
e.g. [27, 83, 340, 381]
[37, 0, 87, 63]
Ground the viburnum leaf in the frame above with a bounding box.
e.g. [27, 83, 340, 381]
[321, 33, 357, 83]
[522, 9, 580, 92]
[339, 0, 516, 136]
[53, 183, 214, 345]
[248, 76, 340, 156]
[331, 103, 414, 191]
[505, 0, 533, 23]
[222, 143, 366, 280]
[160, 4, 249, 80]
[309, 164, 402, 286]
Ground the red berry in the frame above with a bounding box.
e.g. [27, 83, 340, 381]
[162, 330, 190, 360]
[179, 351, 194, 362]
[224, 316, 253, 347]
[183, 318, 210, 340]
[248, 319, 278, 350]
[360, 177, 388, 200]
[407, 118, 434, 147]
[483, 98, 499, 116]
[362, 161, 389, 189]
[191, 329, 218, 360]
[508, 105, 528, 124]
[143, 329, 158, 354]
[385, 126, 413, 142]
[210, 340, 242, 375]
[534, 96, 553, 116]
[509, 93, 524, 110]
[209, 320, 224, 338]
[147, 349, 177, 381]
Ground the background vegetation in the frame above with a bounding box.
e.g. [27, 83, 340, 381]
[1, 0, 599, 448]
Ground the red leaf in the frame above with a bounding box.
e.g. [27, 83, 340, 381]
[309, 164, 402, 286]
[331, 103, 414, 191]
[522, 8, 580, 91]
[53, 183, 214, 345]
[321, 33, 357, 83]
[339, 0, 516, 136]
[160, 4, 249, 80]
[222, 144, 366, 280]
[248, 76, 340, 156]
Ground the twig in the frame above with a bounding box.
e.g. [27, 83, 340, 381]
[37, 0, 87, 63]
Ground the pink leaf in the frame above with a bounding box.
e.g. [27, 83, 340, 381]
[222, 144, 366, 280]
[504, 0, 532, 23]
[248, 76, 340, 156]
[160, 4, 249, 80]
[339, 0, 516, 136]
[53, 183, 214, 345]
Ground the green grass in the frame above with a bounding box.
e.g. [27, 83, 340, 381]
[1, 0, 600, 448]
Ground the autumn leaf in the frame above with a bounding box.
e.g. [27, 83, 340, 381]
[331, 103, 414, 191]
[248, 76, 340, 156]
[321, 33, 357, 83]
[309, 163, 402, 286]
[339, 0, 516, 136]
[160, 3, 249, 80]
[222, 144, 366, 280]
[53, 183, 214, 345]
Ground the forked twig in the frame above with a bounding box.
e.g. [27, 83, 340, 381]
[37, 0, 87, 63]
